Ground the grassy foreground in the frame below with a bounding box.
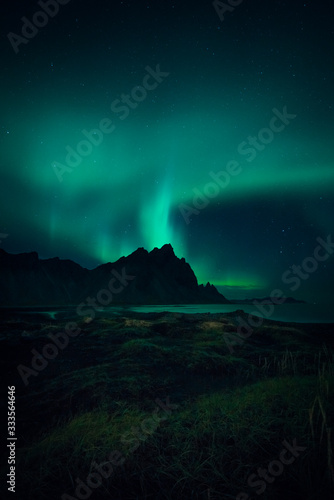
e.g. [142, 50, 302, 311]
[1, 310, 334, 499]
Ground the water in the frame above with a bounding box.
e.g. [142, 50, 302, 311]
[108, 303, 334, 323]
[1, 303, 333, 323]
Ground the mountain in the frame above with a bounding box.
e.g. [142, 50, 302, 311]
[230, 297, 306, 304]
[0, 244, 229, 306]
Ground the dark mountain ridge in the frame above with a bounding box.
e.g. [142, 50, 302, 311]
[0, 244, 229, 306]
[230, 297, 306, 304]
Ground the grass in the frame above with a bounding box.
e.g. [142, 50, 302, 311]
[1, 311, 334, 499]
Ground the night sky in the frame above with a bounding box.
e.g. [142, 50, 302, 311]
[0, 0, 333, 303]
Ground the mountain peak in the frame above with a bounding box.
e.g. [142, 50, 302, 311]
[129, 247, 149, 257]
[0, 246, 230, 305]
[150, 243, 175, 255]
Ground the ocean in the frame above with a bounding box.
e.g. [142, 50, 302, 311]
[3, 303, 333, 323]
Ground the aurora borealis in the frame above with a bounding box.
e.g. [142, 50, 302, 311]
[0, 0, 333, 303]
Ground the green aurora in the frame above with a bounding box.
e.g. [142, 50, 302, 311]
[0, 0, 333, 302]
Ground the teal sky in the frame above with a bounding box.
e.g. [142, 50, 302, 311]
[0, 0, 333, 303]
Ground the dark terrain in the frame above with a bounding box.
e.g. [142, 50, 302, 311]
[1, 307, 333, 499]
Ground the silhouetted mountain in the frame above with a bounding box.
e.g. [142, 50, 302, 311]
[0, 244, 229, 306]
[230, 297, 306, 304]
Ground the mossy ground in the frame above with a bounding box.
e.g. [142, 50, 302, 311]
[1, 310, 334, 499]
